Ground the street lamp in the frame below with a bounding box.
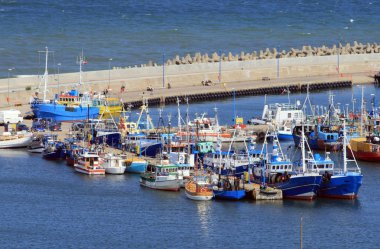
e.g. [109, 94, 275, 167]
[57, 63, 61, 94]
[108, 58, 113, 90]
[7, 68, 14, 106]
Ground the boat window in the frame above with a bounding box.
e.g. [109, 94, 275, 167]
[284, 165, 287, 169]
[288, 113, 291, 118]
[280, 165, 283, 169]
[272, 166, 275, 170]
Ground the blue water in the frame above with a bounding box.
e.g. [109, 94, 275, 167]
[1, 87, 380, 248]
[0, 0, 379, 77]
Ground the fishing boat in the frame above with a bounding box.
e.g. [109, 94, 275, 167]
[125, 157, 148, 173]
[348, 136, 380, 161]
[27, 136, 45, 153]
[314, 122, 362, 199]
[139, 163, 180, 191]
[254, 131, 321, 200]
[212, 175, 246, 200]
[30, 48, 100, 122]
[293, 124, 343, 151]
[101, 153, 126, 174]
[74, 151, 105, 175]
[0, 131, 33, 149]
[262, 102, 304, 141]
[203, 138, 261, 176]
[185, 175, 213, 201]
[42, 140, 66, 160]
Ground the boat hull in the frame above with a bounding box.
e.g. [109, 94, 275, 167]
[277, 132, 293, 141]
[125, 161, 147, 173]
[318, 174, 362, 199]
[139, 177, 180, 191]
[28, 146, 44, 153]
[43, 150, 66, 160]
[293, 135, 342, 151]
[270, 175, 322, 200]
[213, 189, 246, 200]
[0, 134, 33, 149]
[348, 149, 380, 162]
[105, 166, 126, 174]
[74, 165, 105, 175]
[185, 190, 213, 201]
[31, 103, 99, 122]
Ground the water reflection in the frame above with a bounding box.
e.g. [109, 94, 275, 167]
[196, 201, 212, 236]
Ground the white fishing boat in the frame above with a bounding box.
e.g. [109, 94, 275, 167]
[139, 163, 180, 191]
[74, 151, 105, 175]
[0, 131, 33, 149]
[101, 153, 126, 174]
[262, 102, 304, 140]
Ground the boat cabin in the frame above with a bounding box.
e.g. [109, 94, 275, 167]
[79, 152, 99, 167]
[306, 153, 334, 173]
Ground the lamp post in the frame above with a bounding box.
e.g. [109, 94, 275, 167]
[108, 58, 113, 90]
[162, 53, 165, 88]
[218, 50, 222, 84]
[7, 68, 14, 106]
[277, 46, 280, 79]
[57, 63, 61, 94]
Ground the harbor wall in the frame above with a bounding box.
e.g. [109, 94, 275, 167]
[0, 52, 379, 108]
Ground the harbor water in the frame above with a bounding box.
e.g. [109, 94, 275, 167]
[1, 86, 380, 248]
[1, 0, 380, 77]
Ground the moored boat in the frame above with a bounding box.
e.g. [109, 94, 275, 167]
[101, 153, 126, 174]
[74, 151, 105, 175]
[212, 175, 246, 200]
[348, 136, 380, 162]
[315, 122, 362, 199]
[139, 163, 180, 191]
[185, 175, 213, 201]
[255, 131, 321, 200]
[125, 157, 148, 173]
[0, 131, 33, 149]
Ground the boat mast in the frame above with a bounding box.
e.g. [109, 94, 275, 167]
[343, 120, 347, 174]
[37, 46, 52, 102]
[177, 97, 181, 132]
[360, 86, 365, 136]
[301, 123, 306, 173]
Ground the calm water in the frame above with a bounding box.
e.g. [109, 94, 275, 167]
[0, 0, 379, 77]
[1, 87, 380, 248]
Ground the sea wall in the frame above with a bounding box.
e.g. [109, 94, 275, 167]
[0, 43, 379, 108]
[145, 41, 380, 66]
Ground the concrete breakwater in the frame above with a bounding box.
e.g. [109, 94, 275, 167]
[138, 41, 380, 67]
[0, 43, 377, 109]
[125, 80, 352, 108]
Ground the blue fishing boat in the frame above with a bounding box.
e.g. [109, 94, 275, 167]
[254, 131, 321, 200]
[125, 157, 148, 173]
[42, 140, 66, 160]
[310, 122, 362, 199]
[31, 48, 100, 122]
[31, 90, 100, 122]
[213, 189, 246, 200]
[293, 124, 343, 151]
[203, 139, 261, 176]
[213, 176, 246, 200]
